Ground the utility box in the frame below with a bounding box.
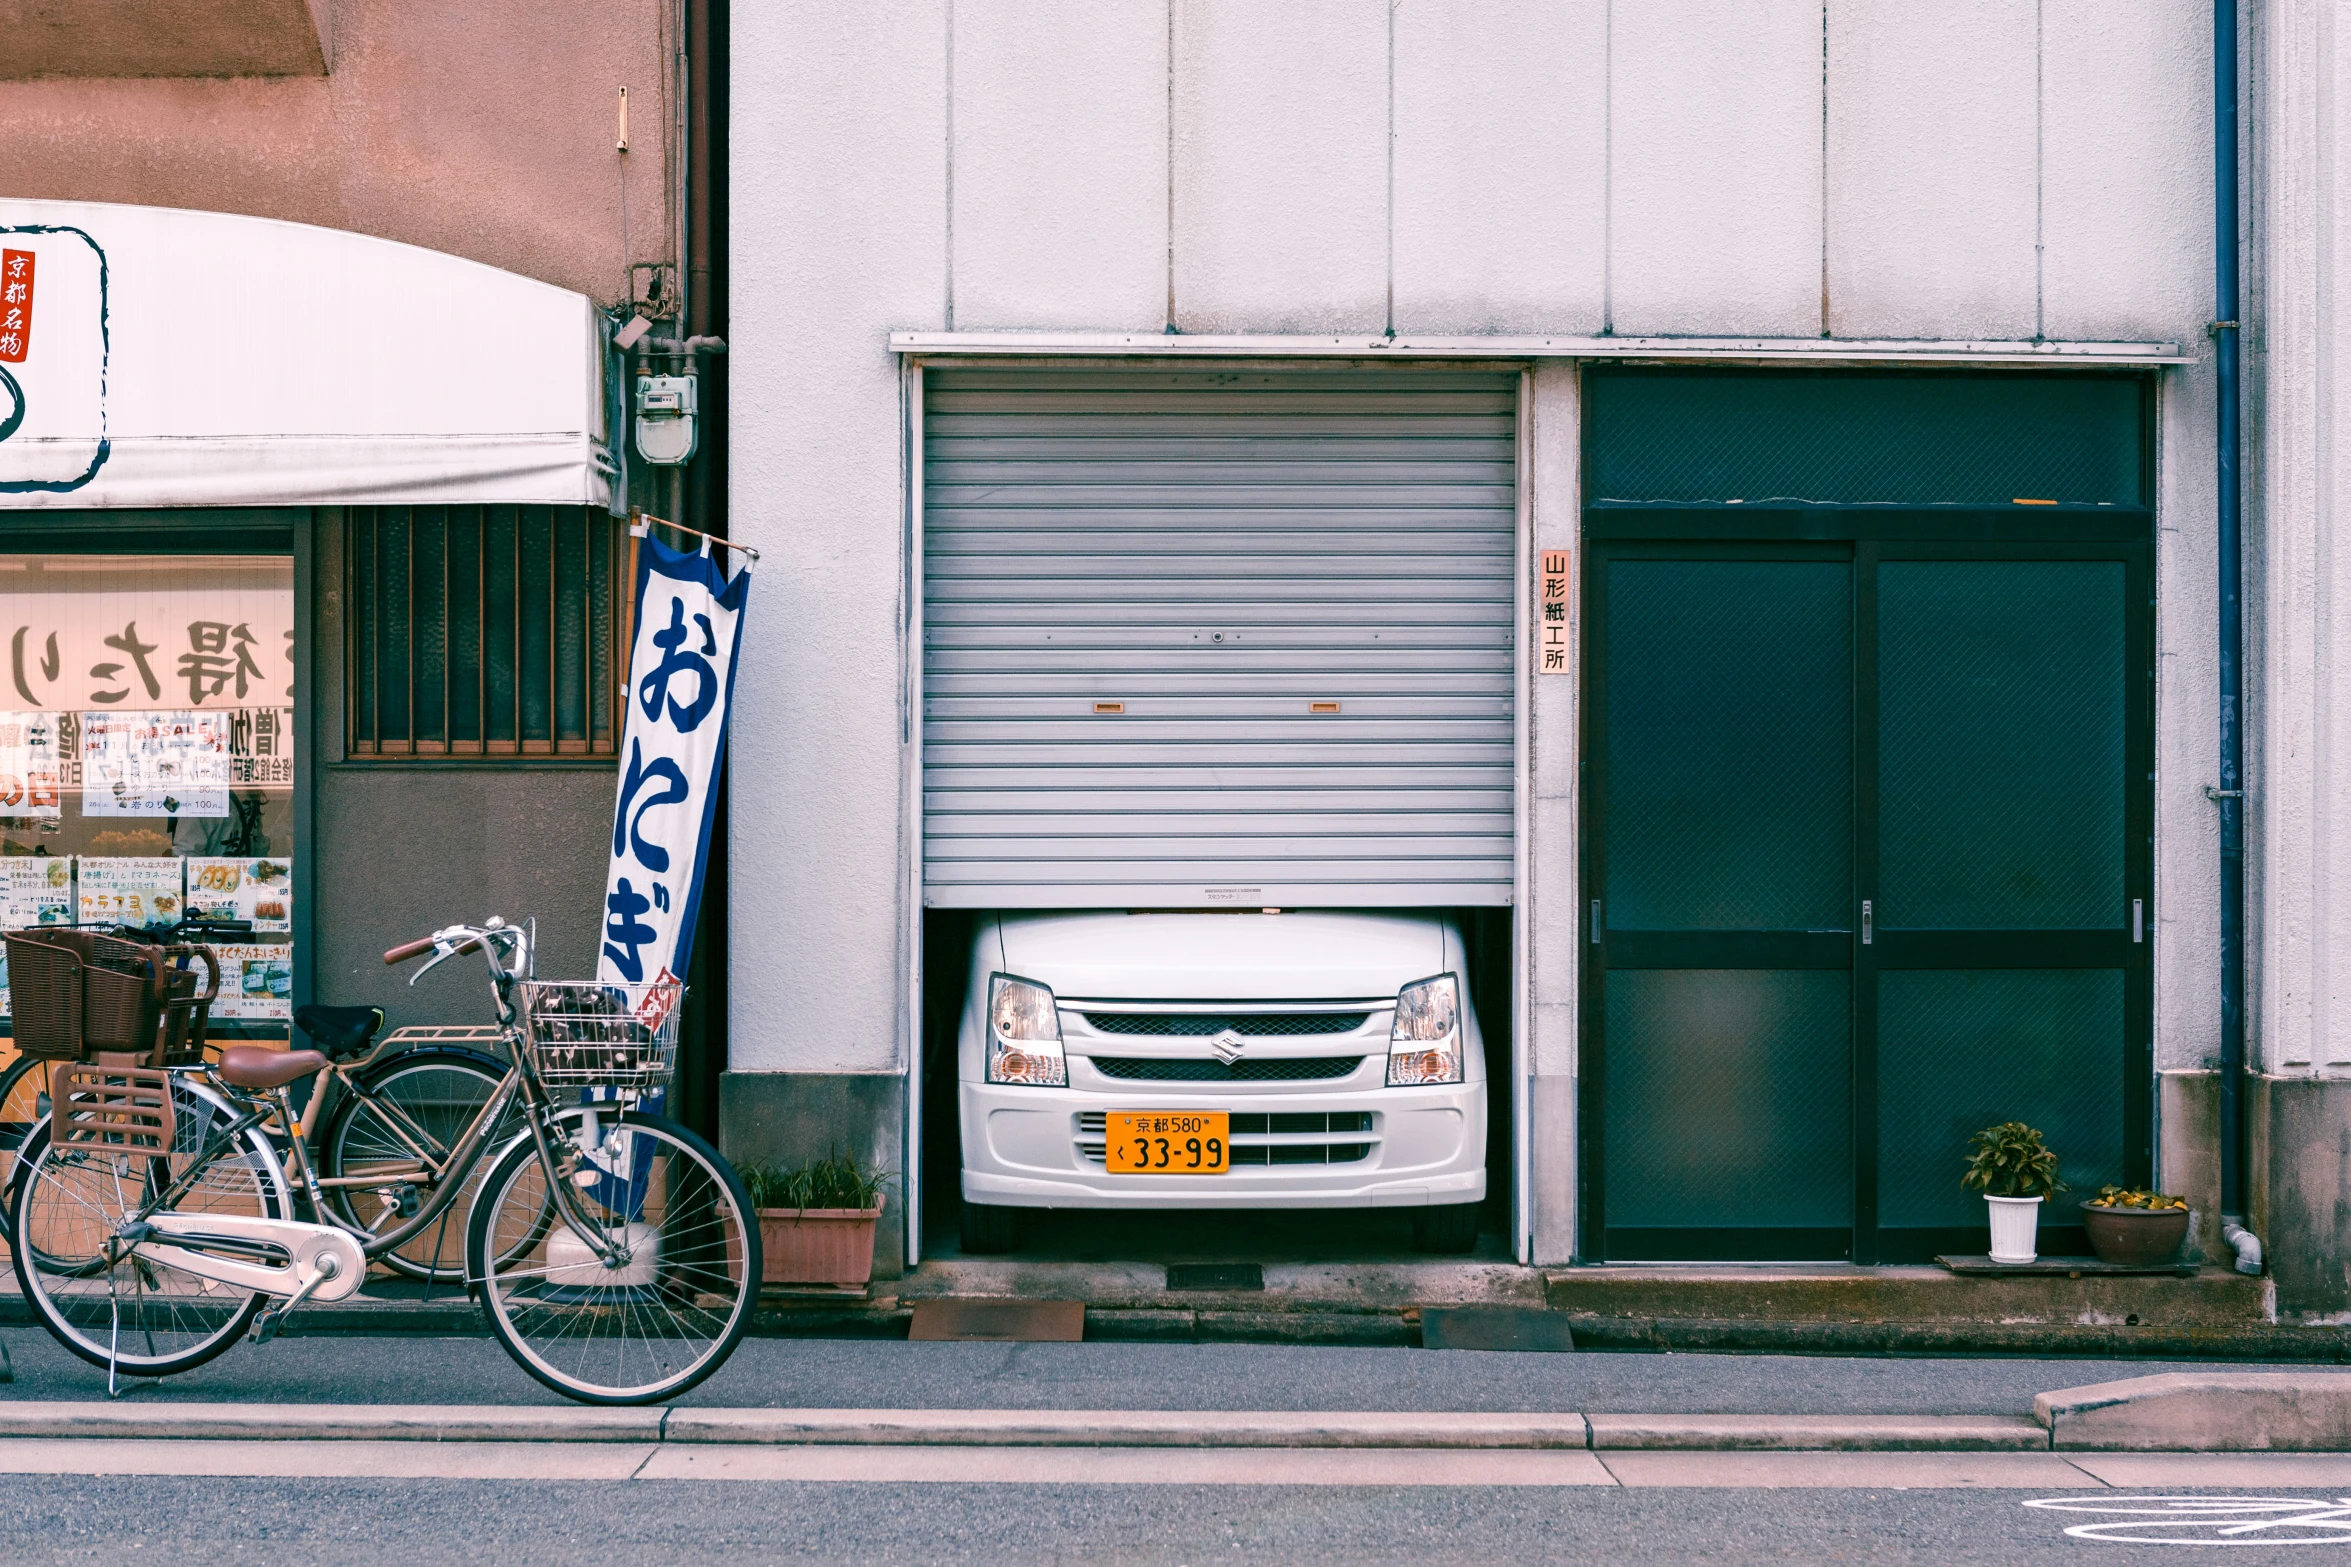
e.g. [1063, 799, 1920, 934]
[634, 373, 698, 465]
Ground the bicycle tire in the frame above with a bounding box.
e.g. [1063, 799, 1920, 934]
[318, 1047, 515, 1280]
[0, 1049, 50, 1244]
[11, 1077, 287, 1378]
[466, 1109, 759, 1406]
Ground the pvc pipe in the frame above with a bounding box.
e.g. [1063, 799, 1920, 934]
[2215, 0, 2248, 1228]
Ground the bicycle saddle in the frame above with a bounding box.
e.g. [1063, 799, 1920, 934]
[218, 1045, 330, 1089]
[294, 1004, 384, 1060]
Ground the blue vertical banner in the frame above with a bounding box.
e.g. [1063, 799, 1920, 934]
[597, 528, 752, 992]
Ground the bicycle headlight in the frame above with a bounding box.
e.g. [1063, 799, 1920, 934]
[986, 973, 1066, 1087]
[1386, 973, 1463, 1086]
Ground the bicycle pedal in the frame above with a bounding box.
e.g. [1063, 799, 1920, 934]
[248, 1309, 285, 1344]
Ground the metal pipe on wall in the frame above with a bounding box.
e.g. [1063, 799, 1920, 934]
[2213, 0, 2250, 1242]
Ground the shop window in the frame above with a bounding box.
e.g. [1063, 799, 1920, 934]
[0, 550, 296, 1039]
[346, 506, 626, 759]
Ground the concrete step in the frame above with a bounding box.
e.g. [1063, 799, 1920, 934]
[1543, 1263, 2315, 1357]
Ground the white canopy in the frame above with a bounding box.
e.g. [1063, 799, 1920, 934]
[0, 200, 610, 510]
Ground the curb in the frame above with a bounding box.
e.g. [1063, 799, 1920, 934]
[0, 1402, 2055, 1452]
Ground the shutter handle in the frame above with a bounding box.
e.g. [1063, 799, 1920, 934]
[1861, 900, 1873, 945]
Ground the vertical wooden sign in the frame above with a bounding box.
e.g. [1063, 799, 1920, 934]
[1537, 549, 1570, 674]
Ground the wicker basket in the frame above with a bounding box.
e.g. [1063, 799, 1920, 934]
[4, 929, 168, 1063]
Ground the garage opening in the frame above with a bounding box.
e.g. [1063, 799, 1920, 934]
[914, 365, 1521, 1265]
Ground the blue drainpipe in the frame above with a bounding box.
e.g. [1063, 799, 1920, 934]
[2214, 0, 2256, 1269]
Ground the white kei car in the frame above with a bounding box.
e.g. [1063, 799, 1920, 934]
[955, 910, 1488, 1254]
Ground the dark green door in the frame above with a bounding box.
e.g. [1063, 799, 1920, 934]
[1578, 369, 2153, 1264]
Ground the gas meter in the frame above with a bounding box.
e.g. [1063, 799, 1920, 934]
[634, 373, 698, 466]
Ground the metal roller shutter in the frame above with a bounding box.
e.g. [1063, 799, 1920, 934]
[922, 366, 1517, 908]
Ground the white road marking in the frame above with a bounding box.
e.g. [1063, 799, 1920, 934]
[1596, 1451, 2104, 1489]
[2025, 1495, 2351, 1545]
[2067, 1454, 2351, 1489]
[638, 1444, 1618, 1485]
[0, 1440, 657, 1480]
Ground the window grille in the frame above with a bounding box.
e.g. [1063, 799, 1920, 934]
[346, 506, 626, 759]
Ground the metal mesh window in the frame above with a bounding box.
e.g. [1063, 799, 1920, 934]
[1586, 370, 2147, 506]
[346, 507, 625, 758]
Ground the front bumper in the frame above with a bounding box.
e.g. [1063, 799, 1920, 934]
[958, 1069, 1487, 1211]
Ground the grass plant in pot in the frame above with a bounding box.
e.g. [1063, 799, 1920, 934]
[2080, 1186, 2192, 1267]
[742, 1152, 892, 1289]
[1962, 1122, 2063, 1265]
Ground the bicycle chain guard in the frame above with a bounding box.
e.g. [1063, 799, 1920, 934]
[137, 1211, 367, 1303]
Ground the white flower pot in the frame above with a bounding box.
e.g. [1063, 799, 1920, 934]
[1986, 1195, 2044, 1264]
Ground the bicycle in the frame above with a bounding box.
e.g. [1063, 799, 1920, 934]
[8, 915, 761, 1404]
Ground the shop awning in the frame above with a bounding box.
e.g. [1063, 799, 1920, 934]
[0, 199, 611, 510]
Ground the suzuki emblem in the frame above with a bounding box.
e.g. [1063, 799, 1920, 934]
[1211, 1029, 1247, 1066]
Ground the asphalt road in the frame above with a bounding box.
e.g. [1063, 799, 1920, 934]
[3, 1473, 2344, 1566]
[0, 1329, 2310, 1414]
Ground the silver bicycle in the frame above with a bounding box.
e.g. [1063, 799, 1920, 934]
[9, 915, 761, 1405]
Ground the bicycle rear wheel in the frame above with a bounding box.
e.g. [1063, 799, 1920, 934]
[11, 1077, 287, 1377]
[465, 1110, 758, 1405]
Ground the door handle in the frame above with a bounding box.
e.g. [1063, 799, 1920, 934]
[2133, 898, 2144, 943]
[1591, 900, 1602, 945]
[1860, 900, 1873, 945]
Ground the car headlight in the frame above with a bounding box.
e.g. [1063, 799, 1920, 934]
[986, 973, 1067, 1087]
[1386, 973, 1463, 1086]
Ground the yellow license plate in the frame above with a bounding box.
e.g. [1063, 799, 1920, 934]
[1105, 1111, 1230, 1174]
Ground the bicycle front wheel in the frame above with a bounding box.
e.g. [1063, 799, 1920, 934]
[466, 1110, 758, 1405]
[11, 1077, 287, 1378]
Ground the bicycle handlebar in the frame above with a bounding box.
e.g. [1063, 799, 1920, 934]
[383, 937, 442, 965]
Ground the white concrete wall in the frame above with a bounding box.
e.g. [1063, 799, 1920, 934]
[2249, 0, 2351, 1077]
[730, 0, 2219, 1126]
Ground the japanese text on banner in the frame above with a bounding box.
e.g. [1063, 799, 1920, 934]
[597, 536, 751, 989]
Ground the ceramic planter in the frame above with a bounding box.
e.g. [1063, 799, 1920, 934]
[758, 1206, 882, 1287]
[2080, 1201, 2191, 1267]
[1985, 1194, 2043, 1264]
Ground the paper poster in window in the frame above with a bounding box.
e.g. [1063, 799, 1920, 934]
[0, 712, 60, 824]
[76, 855, 183, 931]
[80, 710, 230, 817]
[209, 943, 293, 1020]
[1, 854, 71, 927]
[186, 856, 290, 932]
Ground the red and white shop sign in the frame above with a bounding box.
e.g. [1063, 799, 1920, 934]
[0, 249, 31, 363]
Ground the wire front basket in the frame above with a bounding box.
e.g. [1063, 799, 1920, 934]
[516, 979, 684, 1091]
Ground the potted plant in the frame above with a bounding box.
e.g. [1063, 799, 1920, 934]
[2080, 1185, 2192, 1267]
[743, 1152, 891, 1288]
[1962, 1121, 2064, 1264]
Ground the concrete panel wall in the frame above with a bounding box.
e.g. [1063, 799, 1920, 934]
[2251, 0, 2351, 1077]
[1170, 0, 1387, 333]
[728, 0, 945, 1075]
[1826, 1, 2037, 339]
[1391, 1, 1606, 334]
[950, 0, 1166, 331]
[1527, 363, 1581, 1265]
[1608, 0, 1824, 336]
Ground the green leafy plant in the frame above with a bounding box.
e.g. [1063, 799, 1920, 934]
[1961, 1122, 2065, 1199]
[741, 1150, 892, 1214]
[2087, 1184, 2188, 1211]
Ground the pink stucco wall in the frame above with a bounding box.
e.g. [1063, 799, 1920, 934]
[0, 0, 675, 303]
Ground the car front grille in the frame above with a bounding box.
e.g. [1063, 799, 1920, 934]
[1075, 1111, 1374, 1168]
[1076, 1012, 1372, 1038]
[1088, 1056, 1364, 1083]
